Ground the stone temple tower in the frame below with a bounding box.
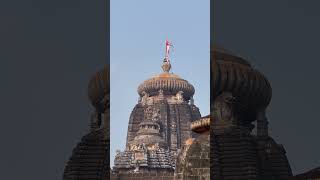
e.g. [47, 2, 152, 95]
[113, 58, 201, 175]
[64, 66, 109, 180]
[210, 47, 292, 179]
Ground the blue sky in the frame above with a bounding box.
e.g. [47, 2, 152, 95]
[110, 0, 210, 166]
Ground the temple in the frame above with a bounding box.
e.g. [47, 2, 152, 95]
[112, 57, 202, 176]
[62, 45, 320, 180]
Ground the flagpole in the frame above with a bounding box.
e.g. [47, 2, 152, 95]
[165, 39, 172, 63]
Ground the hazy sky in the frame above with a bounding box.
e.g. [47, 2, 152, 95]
[214, 0, 320, 175]
[110, 0, 210, 167]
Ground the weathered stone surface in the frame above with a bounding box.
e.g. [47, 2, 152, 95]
[63, 129, 109, 180]
[63, 66, 109, 180]
[175, 117, 210, 180]
[111, 171, 174, 180]
[210, 47, 292, 179]
[113, 59, 201, 175]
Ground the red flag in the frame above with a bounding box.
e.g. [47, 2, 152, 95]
[165, 40, 173, 62]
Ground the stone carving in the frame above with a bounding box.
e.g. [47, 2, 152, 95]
[213, 92, 236, 122]
[90, 111, 101, 130]
[148, 143, 159, 151]
[167, 91, 186, 104]
[144, 106, 153, 120]
[133, 166, 139, 173]
[141, 91, 149, 105]
[176, 91, 184, 100]
[130, 143, 148, 151]
[147, 97, 154, 105]
[143, 106, 161, 122]
[158, 89, 164, 100]
[159, 89, 164, 95]
[151, 108, 160, 122]
[130, 145, 138, 151]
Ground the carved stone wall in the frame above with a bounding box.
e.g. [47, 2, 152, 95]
[126, 102, 201, 153]
[113, 60, 202, 176]
[175, 133, 210, 180]
[111, 172, 174, 180]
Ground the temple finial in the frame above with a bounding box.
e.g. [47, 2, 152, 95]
[162, 58, 171, 72]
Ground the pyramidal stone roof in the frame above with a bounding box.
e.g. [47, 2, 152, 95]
[63, 129, 108, 180]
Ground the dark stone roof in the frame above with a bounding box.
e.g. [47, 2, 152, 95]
[63, 129, 108, 180]
[137, 72, 195, 99]
[88, 65, 109, 112]
[212, 47, 272, 109]
[210, 46, 292, 179]
[114, 148, 175, 171]
[137, 61, 195, 100]
[191, 116, 210, 133]
[175, 124, 210, 180]
[209, 130, 292, 179]
[213, 46, 251, 66]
